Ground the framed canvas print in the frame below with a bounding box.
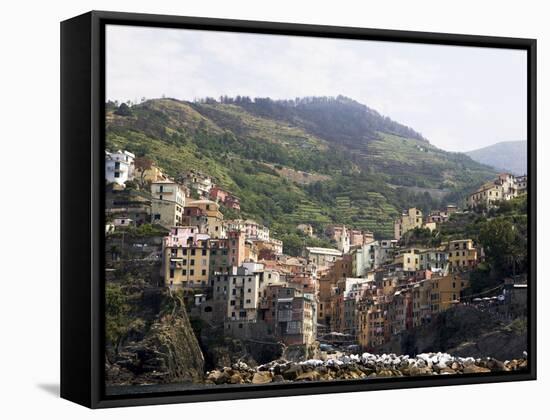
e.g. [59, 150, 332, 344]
[60, 11, 536, 408]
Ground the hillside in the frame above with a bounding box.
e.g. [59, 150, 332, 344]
[106, 96, 496, 238]
[466, 140, 527, 175]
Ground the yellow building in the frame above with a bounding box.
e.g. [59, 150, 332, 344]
[429, 273, 469, 312]
[394, 248, 423, 272]
[446, 239, 477, 271]
[162, 227, 211, 288]
[394, 208, 423, 240]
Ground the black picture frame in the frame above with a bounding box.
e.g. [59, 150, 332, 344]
[61, 10, 537, 409]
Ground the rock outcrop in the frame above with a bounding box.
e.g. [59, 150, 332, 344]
[106, 289, 205, 386]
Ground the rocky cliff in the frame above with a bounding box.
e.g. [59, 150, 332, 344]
[105, 261, 205, 387]
[106, 302, 205, 386]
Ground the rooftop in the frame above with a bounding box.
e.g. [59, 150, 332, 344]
[306, 247, 343, 256]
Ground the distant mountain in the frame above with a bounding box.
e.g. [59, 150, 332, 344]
[106, 96, 496, 238]
[466, 141, 527, 175]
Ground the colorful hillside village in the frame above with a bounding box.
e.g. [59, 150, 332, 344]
[105, 149, 528, 352]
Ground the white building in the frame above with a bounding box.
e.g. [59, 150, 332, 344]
[351, 241, 383, 277]
[105, 150, 135, 186]
[227, 266, 262, 321]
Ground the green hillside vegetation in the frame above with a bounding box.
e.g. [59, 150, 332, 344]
[106, 96, 497, 239]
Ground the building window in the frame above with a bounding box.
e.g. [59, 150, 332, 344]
[190, 269, 194, 276]
[182, 269, 187, 275]
[202, 269, 206, 276]
[169, 269, 174, 278]
[190, 259, 195, 266]
[114, 172, 120, 178]
[202, 249, 207, 256]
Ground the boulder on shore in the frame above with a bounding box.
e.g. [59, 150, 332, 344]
[203, 352, 528, 385]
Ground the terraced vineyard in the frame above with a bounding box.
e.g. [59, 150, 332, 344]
[286, 200, 332, 225]
[334, 193, 397, 238]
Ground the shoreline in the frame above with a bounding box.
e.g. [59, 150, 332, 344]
[106, 351, 528, 395]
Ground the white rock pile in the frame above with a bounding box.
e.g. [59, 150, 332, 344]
[204, 352, 528, 385]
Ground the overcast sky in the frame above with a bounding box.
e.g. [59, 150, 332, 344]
[106, 25, 527, 152]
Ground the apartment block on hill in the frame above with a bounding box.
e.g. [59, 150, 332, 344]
[162, 227, 210, 288]
[151, 180, 187, 228]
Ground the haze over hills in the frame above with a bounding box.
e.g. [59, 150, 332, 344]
[466, 140, 527, 175]
[106, 96, 496, 238]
